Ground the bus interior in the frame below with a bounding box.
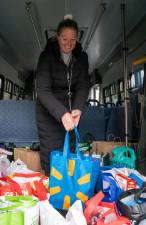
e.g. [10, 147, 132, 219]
[0, 0, 146, 174]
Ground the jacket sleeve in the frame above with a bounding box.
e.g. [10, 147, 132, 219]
[72, 52, 89, 111]
[36, 52, 68, 121]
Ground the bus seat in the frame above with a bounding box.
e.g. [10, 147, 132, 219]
[78, 106, 106, 142]
[105, 107, 125, 141]
[0, 100, 39, 147]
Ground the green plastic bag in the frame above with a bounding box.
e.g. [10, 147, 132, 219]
[111, 146, 136, 169]
[0, 211, 24, 225]
[0, 196, 39, 225]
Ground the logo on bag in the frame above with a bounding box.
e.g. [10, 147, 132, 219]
[50, 159, 91, 209]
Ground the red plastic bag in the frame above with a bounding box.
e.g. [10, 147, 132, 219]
[0, 176, 33, 196]
[96, 216, 131, 225]
[84, 192, 131, 225]
[84, 191, 104, 224]
[0, 173, 48, 200]
[10, 172, 49, 200]
[94, 204, 130, 225]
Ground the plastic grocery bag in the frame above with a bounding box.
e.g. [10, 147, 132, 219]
[83, 192, 131, 225]
[40, 200, 87, 225]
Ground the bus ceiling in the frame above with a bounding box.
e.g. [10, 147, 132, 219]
[0, 0, 145, 80]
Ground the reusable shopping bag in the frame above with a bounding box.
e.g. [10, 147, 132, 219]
[118, 186, 146, 224]
[0, 196, 39, 225]
[111, 146, 136, 168]
[49, 128, 100, 209]
[101, 172, 123, 202]
[96, 166, 124, 202]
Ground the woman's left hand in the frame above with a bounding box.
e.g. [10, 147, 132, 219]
[71, 109, 81, 126]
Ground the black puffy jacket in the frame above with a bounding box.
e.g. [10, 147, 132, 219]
[36, 37, 89, 122]
[36, 37, 89, 173]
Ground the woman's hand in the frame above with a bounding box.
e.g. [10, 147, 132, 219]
[61, 112, 75, 131]
[71, 109, 81, 126]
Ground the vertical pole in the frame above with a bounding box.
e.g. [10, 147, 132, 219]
[121, 3, 128, 146]
[33, 71, 37, 101]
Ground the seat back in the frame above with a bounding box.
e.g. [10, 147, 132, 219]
[78, 106, 106, 142]
[0, 100, 39, 146]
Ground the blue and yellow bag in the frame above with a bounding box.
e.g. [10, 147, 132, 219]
[49, 128, 100, 210]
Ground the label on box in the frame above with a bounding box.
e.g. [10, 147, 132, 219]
[115, 173, 136, 191]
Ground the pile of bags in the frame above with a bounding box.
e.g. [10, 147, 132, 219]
[1, 128, 146, 225]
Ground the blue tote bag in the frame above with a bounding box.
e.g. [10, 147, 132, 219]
[49, 128, 100, 210]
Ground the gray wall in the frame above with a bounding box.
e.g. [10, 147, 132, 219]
[0, 55, 24, 87]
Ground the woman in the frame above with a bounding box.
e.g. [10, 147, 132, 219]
[36, 16, 89, 175]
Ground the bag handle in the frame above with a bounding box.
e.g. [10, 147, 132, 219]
[0, 196, 37, 211]
[102, 173, 118, 201]
[134, 186, 146, 202]
[63, 127, 82, 159]
[113, 137, 121, 142]
[63, 131, 70, 157]
[118, 188, 146, 206]
[113, 146, 136, 160]
[0, 200, 22, 211]
[119, 189, 138, 201]
[121, 147, 136, 160]
[74, 127, 82, 158]
[0, 176, 23, 195]
[5, 196, 37, 207]
[107, 133, 121, 142]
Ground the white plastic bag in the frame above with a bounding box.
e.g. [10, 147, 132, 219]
[10, 159, 33, 174]
[40, 200, 87, 225]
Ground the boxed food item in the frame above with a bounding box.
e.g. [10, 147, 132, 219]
[115, 173, 136, 191]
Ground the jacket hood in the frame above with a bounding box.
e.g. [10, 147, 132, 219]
[44, 37, 83, 59]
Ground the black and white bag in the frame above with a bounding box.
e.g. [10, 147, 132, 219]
[118, 186, 146, 225]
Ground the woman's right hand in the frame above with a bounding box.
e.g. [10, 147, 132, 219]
[61, 112, 75, 131]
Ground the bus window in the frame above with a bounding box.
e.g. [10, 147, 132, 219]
[131, 74, 135, 88]
[19, 87, 25, 100]
[88, 84, 100, 105]
[127, 77, 131, 90]
[0, 74, 5, 99]
[130, 67, 144, 90]
[103, 87, 110, 104]
[3, 79, 13, 99]
[119, 80, 124, 92]
[131, 58, 145, 91]
[12, 84, 19, 100]
[110, 82, 118, 105]
[118, 79, 124, 102]
[141, 69, 144, 86]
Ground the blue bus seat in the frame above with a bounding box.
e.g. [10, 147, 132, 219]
[105, 107, 125, 141]
[78, 106, 106, 142]
[0, 100, 39, 147]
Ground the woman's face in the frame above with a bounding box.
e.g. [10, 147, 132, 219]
[57, 28, 77, 54]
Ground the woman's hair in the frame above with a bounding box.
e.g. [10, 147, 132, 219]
[57, 17, 78, 35]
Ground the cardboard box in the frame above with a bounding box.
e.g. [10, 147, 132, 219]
[91, 141, 133, 158]
[14, 148, 43, 172]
